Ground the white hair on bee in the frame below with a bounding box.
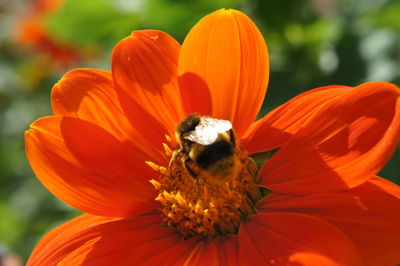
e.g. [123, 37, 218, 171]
[185, 117, 232, 145]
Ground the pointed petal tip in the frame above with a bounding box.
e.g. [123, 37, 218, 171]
[26, 116, 54, 131]
[361, 80, 400, 94]
[111, 27, 184, 136]
[130, 29, 159, 39]
[24, 129, 33, 142]
[211, 8, 243, 15]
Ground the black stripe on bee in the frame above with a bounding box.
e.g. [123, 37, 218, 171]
[196, 140, 234, 169]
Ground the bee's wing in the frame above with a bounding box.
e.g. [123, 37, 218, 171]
[185, 117, 232, 145]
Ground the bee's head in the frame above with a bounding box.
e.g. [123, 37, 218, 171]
[175, 114, 201, 140]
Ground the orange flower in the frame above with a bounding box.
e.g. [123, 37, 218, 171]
[25, 9, 400, 265]
[16, 0, 79, 66]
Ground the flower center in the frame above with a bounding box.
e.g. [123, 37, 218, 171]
[148, 115, 261, 239]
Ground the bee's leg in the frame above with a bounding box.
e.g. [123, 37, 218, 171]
[182, 156, 200, 197]
[195, 176, 200, 199]
[169, 150, 179, 168]
[229, 129, 235, 145]
[184, 157, 198, 178]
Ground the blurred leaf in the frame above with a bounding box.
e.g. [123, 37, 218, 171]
[372, 0, 400, 31]
[46, 0, 141, 46]
[0, 202, 22, 245]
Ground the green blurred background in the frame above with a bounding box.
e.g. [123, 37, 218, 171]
[0, 0, 399, 262]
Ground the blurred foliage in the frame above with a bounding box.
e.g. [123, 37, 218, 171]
[0, 0, 399, 262]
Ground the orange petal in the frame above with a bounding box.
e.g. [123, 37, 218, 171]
[259, 81, 400, 194]
[27, 213, 201, 265]
[258, 176, 400, 266]
[183, 236, 240, 266]
[215, 236, 240, 266]
[25, 116, 157, 218]
[239, 212, 361, 265]
[241, 85, 351, 153]
[178, 9, 269, 135]
[183, 241, 219, 266]
[111, 30, 184, 143]
[52, 68, 166, 164]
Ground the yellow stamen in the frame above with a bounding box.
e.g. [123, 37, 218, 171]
[165, 134, 176, 147]
[149, 179, 161, 189]
[159, 166, 168, 176]
[175, 192, 186, 206]
[145, 161, 160, 172]
[162, 143, 172, 157]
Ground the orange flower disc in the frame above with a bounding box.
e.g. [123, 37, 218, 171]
[150, 119, 260, 238]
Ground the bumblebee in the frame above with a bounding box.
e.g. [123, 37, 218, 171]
[174, 114, 240, 184]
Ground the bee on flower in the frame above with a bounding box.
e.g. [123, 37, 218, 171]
[26, 9, 400, 266]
